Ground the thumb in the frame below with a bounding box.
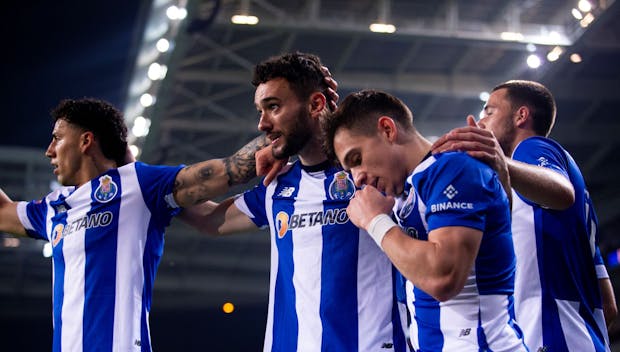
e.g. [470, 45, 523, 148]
[263, 159, 285, 186]
[466, 115, 479, 127]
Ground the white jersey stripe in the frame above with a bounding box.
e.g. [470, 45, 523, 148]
[262, 182, 276, 352]
[293, 172, 324, 350]
[61, 184, 91, 352]
[113, 165, 151, 351]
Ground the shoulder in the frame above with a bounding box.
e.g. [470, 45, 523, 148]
[419, 152, 487, 176]
[513, 136, 569, 167]
[514, 136, 565, 155]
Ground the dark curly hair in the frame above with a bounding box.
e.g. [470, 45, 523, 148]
[322, 89, 414, 162]
[51, 98, 128, 165]
[252, 52, 332, 110]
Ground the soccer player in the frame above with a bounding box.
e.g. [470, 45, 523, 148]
[0, 97, 269, 351]
[180, 53, 407, 351]
[322, 89, 528, 351]
[431, 80, 616, 351]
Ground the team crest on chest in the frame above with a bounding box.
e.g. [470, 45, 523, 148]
[328, 171, 355, 200]
[399, 188, 417, 219]
[94, 175, 118, 203]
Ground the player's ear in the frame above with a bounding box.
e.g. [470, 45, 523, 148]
[377, 116, 398, 143]
[308, 92, 327, 117]
[80, 131, 95, 153]
[515, 106, 530, 127]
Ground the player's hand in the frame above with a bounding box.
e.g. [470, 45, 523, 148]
[347, 186, 394, 230]
[256, 145, 287, 186]
[431, 115, 505, 170]
[321, 66, 339, 111]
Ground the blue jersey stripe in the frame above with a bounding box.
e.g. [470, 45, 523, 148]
[271, 165, 302, 352]
[51, 195, 69, 352]
[391, 268, 407, 352]
[83, 170, 122, 351]
[141, 218, 165, 352]
[414, 289, 443, 351]
[320, 174, 359, 351]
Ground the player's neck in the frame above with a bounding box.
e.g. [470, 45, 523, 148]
[405, 131, 432, 174]
[509, 129, 538, 156]
[297, 136, 328, 166]
[76, 155, 118, 188]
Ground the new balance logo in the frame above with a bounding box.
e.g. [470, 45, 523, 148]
[458, 328, 471, 337]
[277, 187, 295, 197]
[381, 342, 394, 349]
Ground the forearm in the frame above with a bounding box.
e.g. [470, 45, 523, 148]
[224, 134, 270, 186]
[507, 159, 574, 209]
[495, 163, 512, 210]
[173, 135, 269, 208]
[178, 200, 221, 235]
[599, 277, 618, 328]
[381, 228, 475, 302]
[178, 198, 257, 235]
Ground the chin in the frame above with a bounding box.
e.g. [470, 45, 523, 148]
[272, 147, 289, 160]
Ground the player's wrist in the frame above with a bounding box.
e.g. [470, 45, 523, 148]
[366, 213, 397, 249]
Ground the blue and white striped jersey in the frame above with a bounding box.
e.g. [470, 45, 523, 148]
[511, 136, 610, 352]
[16, 161, 183, 352]
[394, 152, 526, 351]
[234, 160, 407, 352]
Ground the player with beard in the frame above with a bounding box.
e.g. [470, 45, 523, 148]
[431, 80, 615, 351]
[180, 52, 407, 351]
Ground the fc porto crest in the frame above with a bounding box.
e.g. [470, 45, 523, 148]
[94, 175, 118, 203]
[328, 171, 356, 200]
[399, 188, 417, 219]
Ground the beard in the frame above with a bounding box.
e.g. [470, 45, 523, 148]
[496, 120, 517, 156]
[271, 107, 313, 159]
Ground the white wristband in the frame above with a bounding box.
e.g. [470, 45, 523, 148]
[366, 214, 397, 249]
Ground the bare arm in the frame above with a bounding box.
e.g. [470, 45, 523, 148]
[505, 158, 574, 209]
[346, 185, 481, 302]
[383, 225, 481, 302]
[172, 135, 270, 208]
[178, 197, 258, 236]
[0, 188, 27, 237]
[599, 277, 618, 329]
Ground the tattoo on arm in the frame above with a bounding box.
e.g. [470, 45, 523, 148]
[224, 135, 270, 186]
[173, 164, 218, 205]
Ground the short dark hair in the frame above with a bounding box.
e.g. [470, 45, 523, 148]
[252, 52, 331, 108]
[322, 89, 414, 161]
[51, 98, 128, 165]
[493, 80, 556, 136]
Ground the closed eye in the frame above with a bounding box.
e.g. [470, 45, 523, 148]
[343, 151, 361, 170]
